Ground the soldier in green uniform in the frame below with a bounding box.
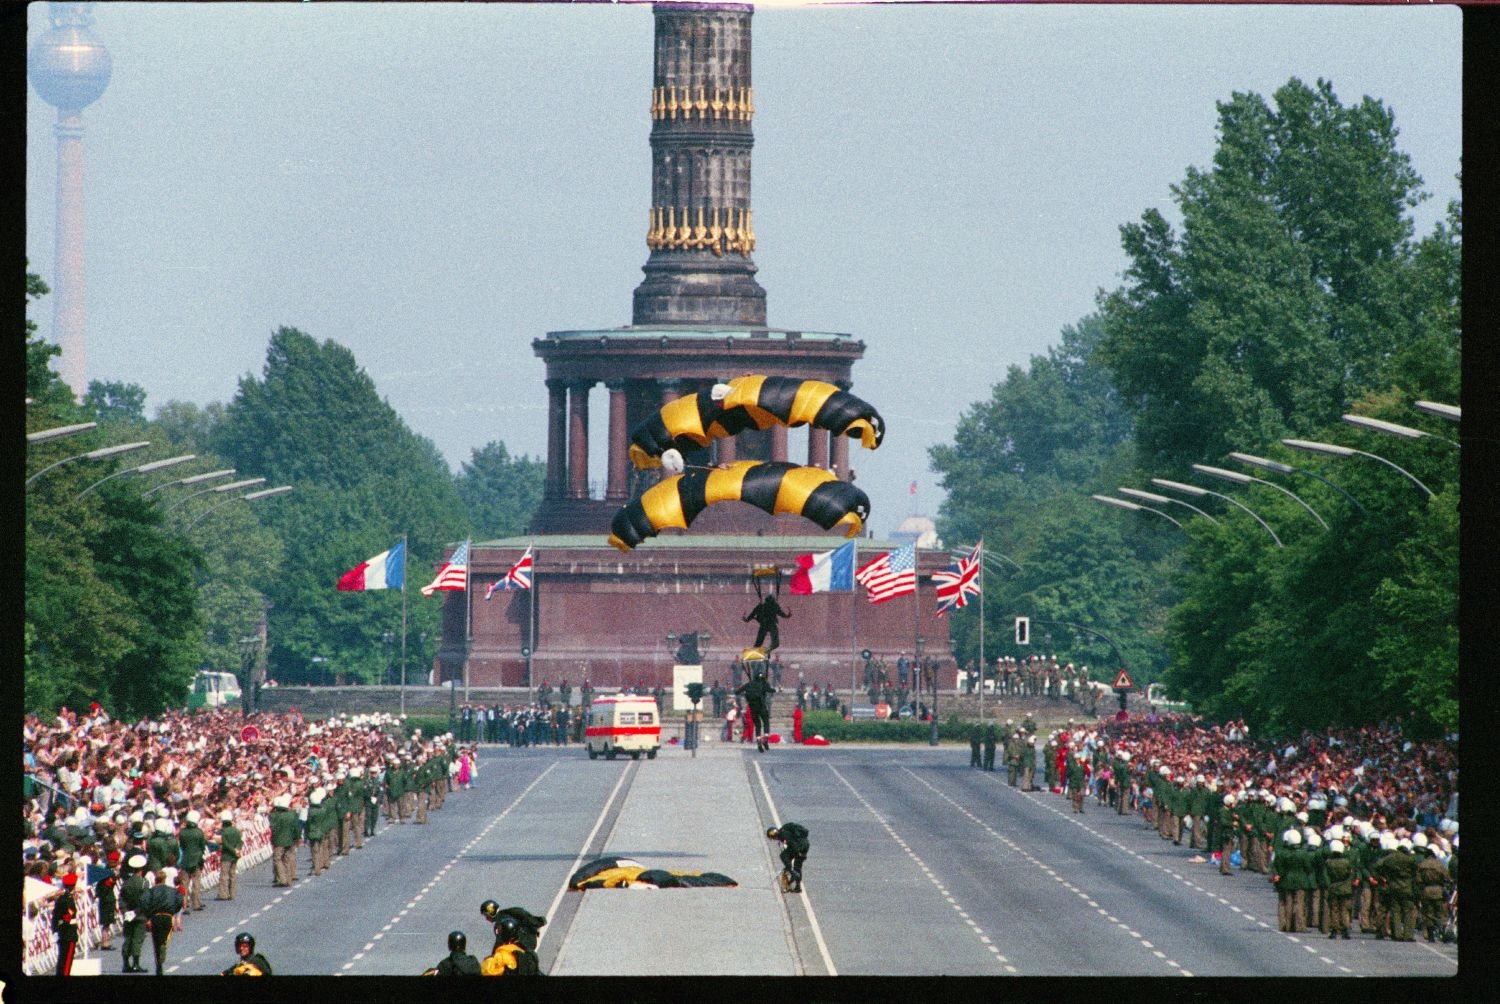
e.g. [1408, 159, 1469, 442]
[349, 766, 367, 848]
[364, 763, 381, 838]
[269, 794, 300, 887]
[179, 810, 207, 911]
[384, 756, 400, 824]
[969, 726, 983, 769]
[982, 724, 997, 772]
[1374, 837, 1417, 941]
[1305, 830, 1328, 933]
[120, 853, 150, 972]
[415, 754, 431, 824]
[1272, 828, 1306, 931]
[1066, 754, 1087, 813]
[145, 818, 175, 873]
[1413, 834, 1450, 942]
[216, 810, 243, 900]
[1218, 794, 1239, 875]
[1325, 838, 1354, 939]
[1113, 750, 1132, 814]
[1006, 732, 1023, 787]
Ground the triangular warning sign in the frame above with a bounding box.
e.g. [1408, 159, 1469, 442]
[1112, 669, 1134, 690]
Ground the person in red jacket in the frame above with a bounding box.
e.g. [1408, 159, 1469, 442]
[792, 705, 804, 744]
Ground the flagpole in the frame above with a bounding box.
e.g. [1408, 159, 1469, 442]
[850, 541, 859, 714]
[400, 533, 408, 716]
[977, 540, 985, 725]
[528, 542, 537, 695]
[464, 538, 472, 704]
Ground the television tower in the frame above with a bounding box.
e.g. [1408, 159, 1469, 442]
[28, 2, 113, 399]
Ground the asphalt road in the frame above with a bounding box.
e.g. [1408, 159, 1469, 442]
[138, 743, 1457, 978]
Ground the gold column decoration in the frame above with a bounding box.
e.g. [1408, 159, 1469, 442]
[651, 87, 661, 120]
[667, 87, 679, 120]
[745, 87, 754, 121]
[692, 206, 708, 249]
[663, 206, 677, 248]
[711, 87, 724, 120]
[694, 85, 708, 118]
[646, 207, 661, 250]
[708, 206, 723, 256]
[745, 208, 755, 252]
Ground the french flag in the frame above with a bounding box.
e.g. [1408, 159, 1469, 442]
[337, 539, 406, 591]
[789, 541, 856, 594]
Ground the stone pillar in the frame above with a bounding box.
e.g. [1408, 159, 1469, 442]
[770, 424, 788, 463]
[606, 381, 630, 501]
[568, 380, 593, 499]
[633, 3, 766, 326]
[831, 429, 850, 481]
[808, 427, 829, 469]
[53, 113, 87, 398]
[546, 379, 568, 499]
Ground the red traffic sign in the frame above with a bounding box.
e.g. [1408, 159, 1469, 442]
[240, 725, 260, 743]
[1112, 669, 1134, 691]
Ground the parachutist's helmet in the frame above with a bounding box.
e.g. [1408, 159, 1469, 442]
[494, 914, 523, 945]
[235, 932, 255, 953]
[448, 931, 466, 952]
[766, 827, 780, 840]
[480, 899, 500, 922]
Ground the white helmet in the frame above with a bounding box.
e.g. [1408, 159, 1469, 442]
[273, 794, 291, 809]
[1412, 832, 1429, 849]
[1278, 797, 1295, 813]
[1329, 840, 1345, 854]
[185, 810, 200, 825]
[1306, 831, 1322, 848]
[1282, 829, 1302, 846]
[1224, 794, 1237, 806]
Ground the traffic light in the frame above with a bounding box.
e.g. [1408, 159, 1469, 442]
[684, 681, 706, 707]
[1015, 617, 1030, 645]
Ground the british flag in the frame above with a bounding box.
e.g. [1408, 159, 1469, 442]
[934, 541, 982, 616]
[485, 546, 533, 599]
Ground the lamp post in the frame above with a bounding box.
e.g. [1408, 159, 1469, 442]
[237, 634, 260, 721]
[1150, 478, 1283, 547]
[142, 467, 235, 497]
[1280, 439, 1434, 498]
[1413, 401, 1460, 423]
[921, 634, 938, 746]
[383, 631, 395, 686]
[163, 477, 265, 514]
[1092, 493, 1184, 530]
[26, 439, 150, 486]
[184, 485, 291, 531]
[74, 453, 196, 502]
[1118, 486, 1220, 524]
[26, 421, 97, 443]
[1343, 413, 1458, 449]
[1190, 463, 1328, 530]
[1227, 452, 1365, 513]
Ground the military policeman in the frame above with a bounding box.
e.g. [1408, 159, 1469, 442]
[216, 810, 243, 900]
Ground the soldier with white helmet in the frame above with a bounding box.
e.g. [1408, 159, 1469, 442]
[269, 793, 300, 887]
[1324, 838, 1354, 939]
[1272, 828, 1308, 932]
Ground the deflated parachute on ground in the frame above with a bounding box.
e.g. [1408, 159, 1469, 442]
[627, 375, 885, 470]
[607, 461, 870, 552]
[569, 857, 738, 890]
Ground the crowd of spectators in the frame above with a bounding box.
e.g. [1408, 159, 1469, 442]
[22, 702, 475, 973]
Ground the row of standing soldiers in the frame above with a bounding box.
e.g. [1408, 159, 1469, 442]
[458, 704, 575, 745]
[267, 745, 456, 887]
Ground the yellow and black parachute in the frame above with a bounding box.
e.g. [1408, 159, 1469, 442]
[627, 376, 885, 470]
[607, 461, 870, 552]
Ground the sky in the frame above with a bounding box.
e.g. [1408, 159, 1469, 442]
[24, 1, 1462, 537]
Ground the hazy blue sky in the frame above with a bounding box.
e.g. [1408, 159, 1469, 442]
[26, 2, 1461, 535]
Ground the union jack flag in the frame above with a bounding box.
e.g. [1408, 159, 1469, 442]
[420, 539, 470, 596]
[485, 546, 533, 599]
[855, 542, 917, 604]
[934, 541, 982, 616]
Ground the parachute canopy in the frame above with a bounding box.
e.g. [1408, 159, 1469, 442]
[628, 375, 885, 470]
[607, 461, 870, 552]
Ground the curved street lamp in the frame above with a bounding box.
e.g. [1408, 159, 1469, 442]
[1413, 400, 1460, 423]
[1191, 463, 1328, 530]
[1227, 451, 1365, 513]
[26, 421, 97, 444]
[1118, 486, 1220, 524]
[142, 467, 236, 497]
[1342, 413, 1458, 449]
[74, 453, 196, 502]
[1092, 493, 1183, 529]
[163, 477, 266, 514]
[1150, 478, 1283, 547]
[26, 440, 151, 486]
[185, 485, 293, 531]
[1281, 439, 1434, 499]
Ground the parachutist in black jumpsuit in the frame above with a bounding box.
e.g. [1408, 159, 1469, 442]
[744, 595, 790, 653]
[768, 822, 811, 892]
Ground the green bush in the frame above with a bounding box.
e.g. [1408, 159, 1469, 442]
[801, 710, 968, 744]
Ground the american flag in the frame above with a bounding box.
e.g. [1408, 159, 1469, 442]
[934, 541, 982, 616]
[485, 546, 533, 599]
[855, 542, 917, 604]
[420, 539, 470, 597]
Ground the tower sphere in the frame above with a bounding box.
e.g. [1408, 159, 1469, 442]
[29, 4, 112, 112]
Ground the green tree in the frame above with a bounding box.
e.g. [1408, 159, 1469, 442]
[456, 440, 546, 540]
[84, 380, 149, 426]
[212, 327, 469, 683]
[1097, 78, 1441, 472]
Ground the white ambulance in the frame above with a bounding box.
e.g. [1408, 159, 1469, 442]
[584, 694, 662, 760]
